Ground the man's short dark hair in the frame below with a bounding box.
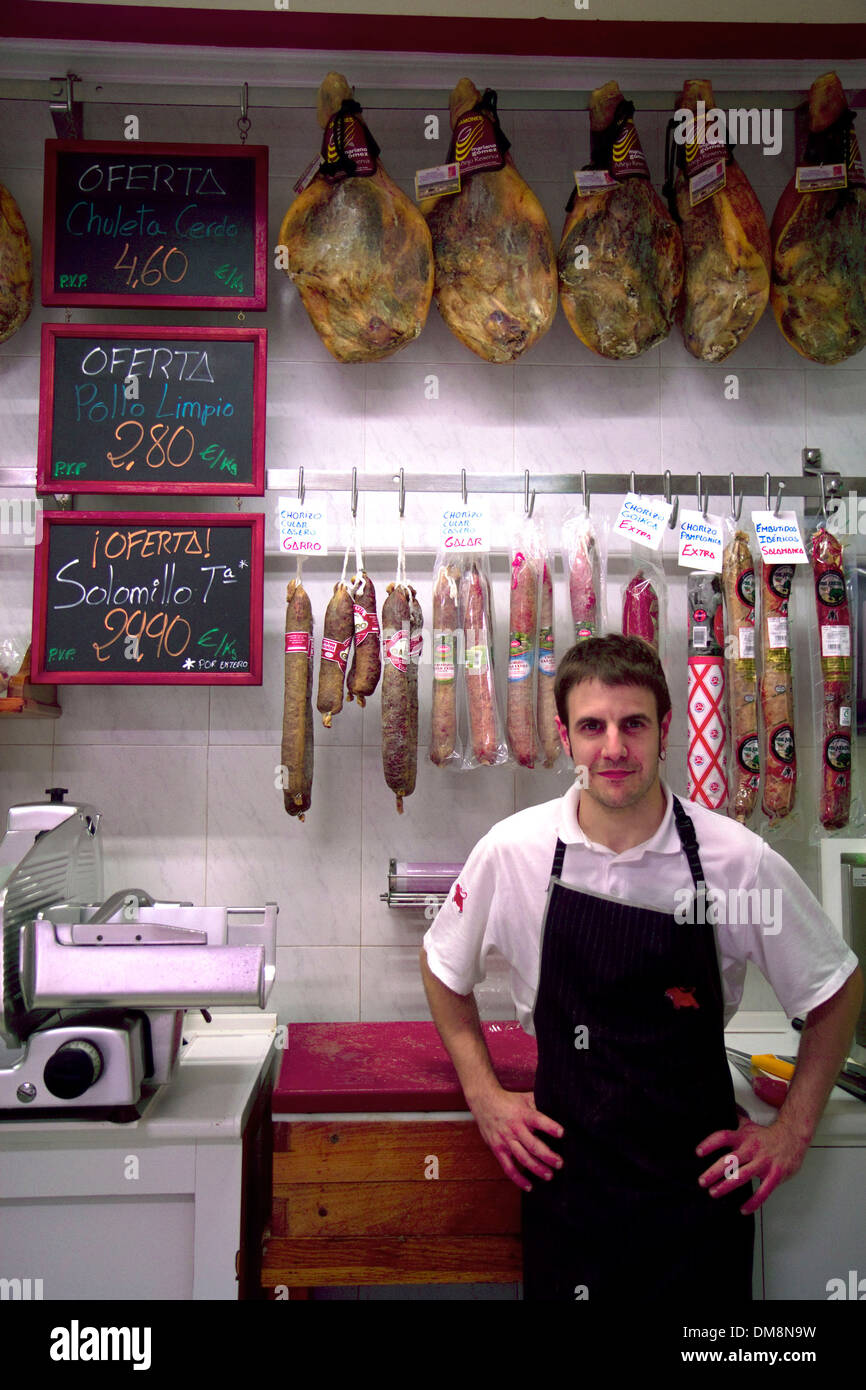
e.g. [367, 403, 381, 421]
[554, 634, 672, 728]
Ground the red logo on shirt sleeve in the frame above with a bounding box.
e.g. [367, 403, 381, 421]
[453, 883, 467, 913]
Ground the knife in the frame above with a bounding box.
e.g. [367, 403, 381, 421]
[726, 1043, 866, 1105]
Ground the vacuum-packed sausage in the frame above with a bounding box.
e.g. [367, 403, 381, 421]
[622, 570, 659, 650]
[687, 571, 728, 810]
[430, 561, 461, 766]
[569, 523, 600, 640]
[282, 579, 314, 820]
[461, 563, 499, 765]
[722, 532, 759, 822]
[811, 527, 852, 830]
[760, 562, 797, 822]
[507, 550, 538, 767]
[536, 560, 560, 768]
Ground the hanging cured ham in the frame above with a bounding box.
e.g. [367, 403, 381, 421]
[771, 72, 866, 365]
[668, 80, 771, 362]
[0, 182, 32, 343]
[421, 80, 557, 363]
[559, 82, 683, 358]
[279, 73, 434, 363]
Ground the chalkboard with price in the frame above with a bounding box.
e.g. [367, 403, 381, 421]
[37, 325, 267, 495]
[31, 512, 264, 685]
[42, 141, 268, 309]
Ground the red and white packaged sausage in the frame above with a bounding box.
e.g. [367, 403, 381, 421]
[536, 525, 564, 771]
[757, 558, 798, 832]
[722, 522, 760, 823]
[687, 570, 728, 811]
[562, 507, 605, 643]
[622, 545, 665, 656]
[808, 525, 862, 837]
[506, 518, 542, 768]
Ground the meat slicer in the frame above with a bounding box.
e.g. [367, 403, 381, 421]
[0, 789, 276, 1120]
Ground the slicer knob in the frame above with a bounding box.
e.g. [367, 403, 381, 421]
[43, 1040, 104, 1100]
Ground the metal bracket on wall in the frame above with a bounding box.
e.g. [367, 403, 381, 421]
[49, 73, 82, 140]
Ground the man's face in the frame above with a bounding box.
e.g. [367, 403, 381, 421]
[555, 678, 671, 813]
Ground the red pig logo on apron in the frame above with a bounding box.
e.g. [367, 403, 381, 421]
[665, 985, 699, 1010]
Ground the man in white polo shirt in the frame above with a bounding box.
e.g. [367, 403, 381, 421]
[420, 634, 862, 1302]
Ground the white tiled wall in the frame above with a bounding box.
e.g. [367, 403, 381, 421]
[2, 61, 865, 1027]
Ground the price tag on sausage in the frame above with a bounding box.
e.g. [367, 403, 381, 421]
[277, 499, 328, 555]
[751, 510, 809, 564]
[439, 504, 490, 553]
[677, 509, 724, 573]
[613, 493, 672, 551]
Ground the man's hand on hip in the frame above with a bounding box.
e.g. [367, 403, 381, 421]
[694, 1114, 809, 1214]
[470, 1087, 564, 1192]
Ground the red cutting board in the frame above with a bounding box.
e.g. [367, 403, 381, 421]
[273, 1021, 536, 1114]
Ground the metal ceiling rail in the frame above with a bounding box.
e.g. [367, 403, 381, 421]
[1, 78, 864, 111]
[266, 470, 851, 500]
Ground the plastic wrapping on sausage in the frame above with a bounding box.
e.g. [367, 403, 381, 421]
[686, 570, 728, 811]
[429, 559, 463, 767]
[759, 560, 797, 826]
[506, 520, 542, 768]
[810, 526, 853, 833]
[460, 560, 508, 768]
[722, 526, 760, 823]
[562, 507, 604, 642]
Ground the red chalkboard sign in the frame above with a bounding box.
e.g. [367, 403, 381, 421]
[37, 325, 267, 495]
[31, 511, 264, 685]
[42, 140, 268, 309]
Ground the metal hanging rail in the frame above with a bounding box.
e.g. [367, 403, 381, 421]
[266, 468, 852, 503]
[5, 78, 864, 111]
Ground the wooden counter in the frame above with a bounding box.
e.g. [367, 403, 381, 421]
[263, 1021, 535, 1296]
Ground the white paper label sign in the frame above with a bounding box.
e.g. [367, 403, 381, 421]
[277, 499, 328, 555]
[677, 509, 724, 573]
[415, 162, 461, 200]
[821, 625, 851, 658]
[440, 504, 490, 552]
[613, 493, 672, 551]
[751, 510, 808, 564]
[574, 169, 617, 195]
